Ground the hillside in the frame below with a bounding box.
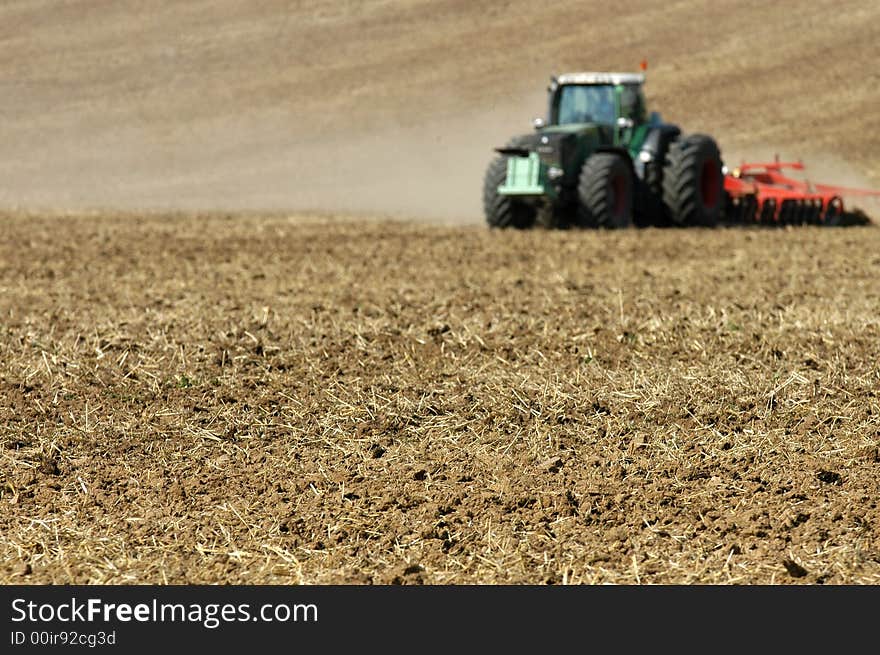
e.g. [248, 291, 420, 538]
[0, 1, 878, 219]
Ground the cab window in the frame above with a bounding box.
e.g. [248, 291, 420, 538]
[556, 85, 616, 125]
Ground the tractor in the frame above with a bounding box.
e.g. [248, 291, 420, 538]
[482, 71, 724, 229]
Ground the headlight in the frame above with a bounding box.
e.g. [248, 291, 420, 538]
[547, 166, 564, 181]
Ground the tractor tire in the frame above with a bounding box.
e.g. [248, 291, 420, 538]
[482, 156, 536, 229]
[662, 134, 724, 227]
[576, 152, 633, 229]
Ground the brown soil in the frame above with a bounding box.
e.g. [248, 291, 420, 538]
[2, 211, 879, 584]
[1, 2, 879, 584]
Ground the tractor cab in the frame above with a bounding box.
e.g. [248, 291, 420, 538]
[540, 72, 653, 150]
[548, 72, 648, 128]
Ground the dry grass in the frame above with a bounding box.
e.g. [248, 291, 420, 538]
[1, 210, 879, 584]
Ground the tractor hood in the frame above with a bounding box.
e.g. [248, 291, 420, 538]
[495, 124, 606, 172]
[496, 124, 603, 154]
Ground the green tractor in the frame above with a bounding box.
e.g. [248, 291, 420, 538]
[483, 71, 724, 229]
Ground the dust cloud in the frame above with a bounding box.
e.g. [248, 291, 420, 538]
[0, 91, 547, 225]
[286, 93, 547, 224]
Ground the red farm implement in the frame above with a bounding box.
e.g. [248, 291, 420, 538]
[723, 157, 880, 226]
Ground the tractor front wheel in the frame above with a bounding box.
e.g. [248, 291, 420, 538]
[482, 156, 537, 229]
[662, 134, 724, 227]
[576, 153, 633, 229]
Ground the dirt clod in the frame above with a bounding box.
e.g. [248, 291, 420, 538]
[783, 559, 809, 579]
[816, 470, 842, 485]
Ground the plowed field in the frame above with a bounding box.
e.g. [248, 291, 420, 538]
[1, 1, 879, 584]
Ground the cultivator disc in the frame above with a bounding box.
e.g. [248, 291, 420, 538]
[723, 157, 880, 226]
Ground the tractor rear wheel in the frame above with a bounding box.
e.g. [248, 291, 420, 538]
[662, 134, 724, 227]
[577, 152, 633, 229]
[482, 156, 537, 229]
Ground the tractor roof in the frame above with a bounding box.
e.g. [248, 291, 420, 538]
[555, 72, 645, 86]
